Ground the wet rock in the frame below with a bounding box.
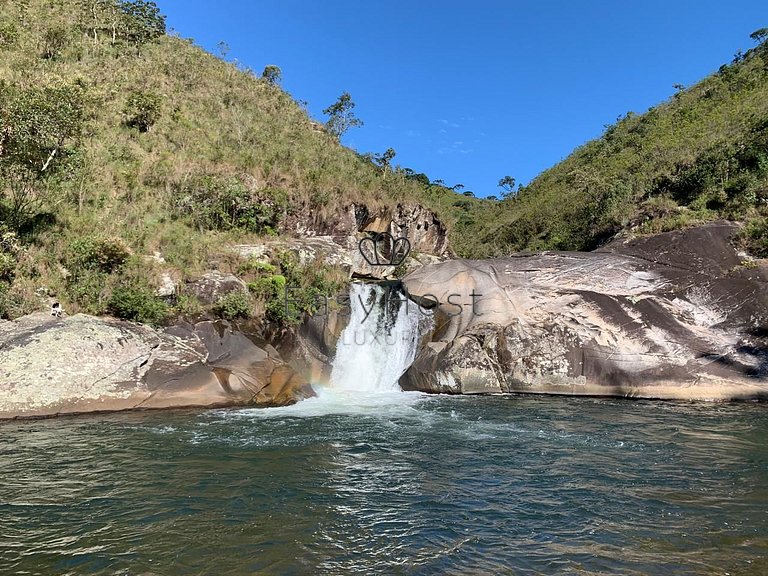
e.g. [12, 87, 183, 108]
[0, 314, 313, 419]
[401, 223, 768, 401]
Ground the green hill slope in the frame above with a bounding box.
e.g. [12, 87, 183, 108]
[0, 0, 489, 321]
[463, 31, 768, 258]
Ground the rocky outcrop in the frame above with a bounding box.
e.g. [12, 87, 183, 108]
[0, 313, 313, 419]
[255, 203, 450, 279]
[185, 271, 248, 305]
[280, 203, 449, 254]
[401, 223, 768, 401]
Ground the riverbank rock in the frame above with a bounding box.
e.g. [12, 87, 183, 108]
[401, 222, 768, 401]
[0, 314, 313, 419]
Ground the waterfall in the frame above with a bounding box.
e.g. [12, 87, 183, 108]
[330, 283, 430, 393]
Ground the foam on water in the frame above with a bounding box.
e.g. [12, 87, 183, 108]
[235, 386, 428, 419]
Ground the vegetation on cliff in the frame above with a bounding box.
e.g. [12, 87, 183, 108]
[469, 30, 768, 257]
[1, 0, 765, 323]
[0, 0, 481, 321]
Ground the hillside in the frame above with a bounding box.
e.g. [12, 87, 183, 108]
[463, 31, 768, 258]
[0, 0, 488, 322]
[3, 0, 765, 327]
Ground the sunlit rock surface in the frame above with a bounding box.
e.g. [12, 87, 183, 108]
[0, 314, 313, 419]
[401, 223, 768, 400]
[233, 202, 450, 280]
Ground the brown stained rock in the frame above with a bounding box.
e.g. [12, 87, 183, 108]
[256, 364, 314, 406]
[0, 314, 314, 419]
[401, 223, 768, 401]
[265, 202, 451, 280]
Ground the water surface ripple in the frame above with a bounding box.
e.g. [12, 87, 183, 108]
[1, 394, 767, 575]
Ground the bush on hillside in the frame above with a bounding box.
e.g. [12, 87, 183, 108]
[66, 236, 131, 273]
[123, 90, 162, 132]
[0, 230, 21, 283]
[171, 176, 286, 234]
[108, 282, 168, 325]
[214, 291, 252, 320]
[738, 218, 768, 258]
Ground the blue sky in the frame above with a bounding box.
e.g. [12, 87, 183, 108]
[157, 0, 766, 197]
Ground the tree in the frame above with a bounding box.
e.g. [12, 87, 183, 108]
[0, 82, 87, 173]
[261, 65, 282, 86]
[373, 147, 396, 171]
[403, 169, 430, 187]
[498, 175, 516, 197]
[322, 92, 363, 139]
[750, 27, 768, 44]
[0, 82, 88, 231]
[120, 0, 166, 46]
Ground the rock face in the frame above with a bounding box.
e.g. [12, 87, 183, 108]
[400, 223, 768, 401]
[0, 314, 314, 419]
[257, 202, 450, 279]
[186, 271, 248, 305]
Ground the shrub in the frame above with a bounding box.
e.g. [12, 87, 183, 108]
[42, 26, 68, 60]
[171, 176, 285, 234]
[237, 259, 277, 276]
[0, 230, 21, 283]
[738, 218, 768, 258]
[258, 252, 344, 325]
[108, 283, 168, 325]
[172, 293, 203, 317]
[215, 291, 251, 320]
[0, 21, 19, 49]
[64, 269, 109, 314]
[67, 236, 131, 273]
[123, 90, 162, 132]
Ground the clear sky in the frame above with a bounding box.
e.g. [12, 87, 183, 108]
[157, 0, 766, 197]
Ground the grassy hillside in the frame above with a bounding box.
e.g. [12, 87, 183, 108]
[0, 0, 489, 322]
[464, 32, 768, 258]
[5, 0, 760, 326]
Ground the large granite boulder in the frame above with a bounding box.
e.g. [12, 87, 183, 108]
[0, 314, 314, 419]
[400, 223, 768, 401]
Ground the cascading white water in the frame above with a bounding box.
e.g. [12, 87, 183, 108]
[235, 283, 431, 417]
[330, 283, 429, 393]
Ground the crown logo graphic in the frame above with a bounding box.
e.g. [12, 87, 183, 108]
[358, 233, 411, 267]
